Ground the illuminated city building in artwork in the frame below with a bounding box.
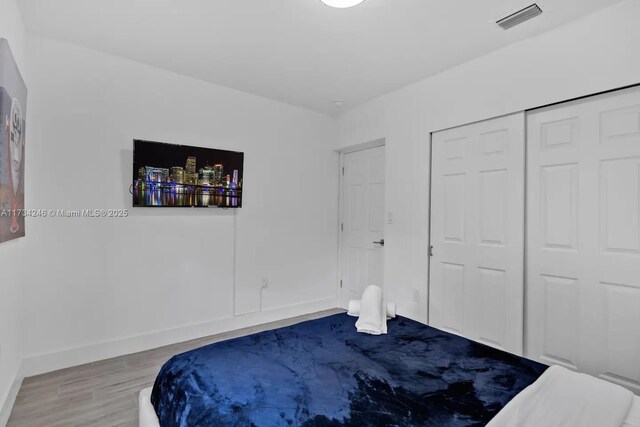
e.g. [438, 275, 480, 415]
[184, 156, 198, 184]
[138, 167, 147, 181]
[144, 167, 169, 182]
[213, 164, 224, 186]
[170, 167, 185, 184]
[232, 170, 239, 187]
[226, 174, 231, 187]
[199, 166, 216, 186]
[198, 169, 210, 186]
[185, 156, 196, 174]
[185, 173, 198, 185]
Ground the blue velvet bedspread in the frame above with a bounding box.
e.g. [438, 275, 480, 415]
[151, 314, 546, 427]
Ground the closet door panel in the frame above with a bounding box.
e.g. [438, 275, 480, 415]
[526, 86, 640, 393]
[431, 130, 470, 336]
[431, 113, 525, 355]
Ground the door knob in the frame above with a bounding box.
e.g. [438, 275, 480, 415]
[373, 239, 385, 246]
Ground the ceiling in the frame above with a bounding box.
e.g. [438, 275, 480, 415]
[19, 0, 622, 115]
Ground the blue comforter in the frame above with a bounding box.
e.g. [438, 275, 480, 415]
[151, 314, 546, 426]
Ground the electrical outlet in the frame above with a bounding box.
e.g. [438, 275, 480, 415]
[261, 278, 269, 289]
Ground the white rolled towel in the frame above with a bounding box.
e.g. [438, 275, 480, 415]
[355, 285, 387, 335]
[348, 299, 396, 319]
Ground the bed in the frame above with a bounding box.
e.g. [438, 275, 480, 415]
[140, 313, 548, 426]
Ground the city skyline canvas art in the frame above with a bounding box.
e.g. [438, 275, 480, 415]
[133, 140, 244, 208]
[0, 39, 27, 243]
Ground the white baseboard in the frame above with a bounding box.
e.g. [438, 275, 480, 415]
[21, 297, 339, 378]
[0, 364, 23, 427]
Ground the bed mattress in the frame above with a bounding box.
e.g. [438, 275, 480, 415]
[149, 313, 546, 426]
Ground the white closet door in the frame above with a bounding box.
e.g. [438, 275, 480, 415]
[430, 112, 525, 355]
[527, 86, 640, 393]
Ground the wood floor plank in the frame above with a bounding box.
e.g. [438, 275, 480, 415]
[7, 309, 343, 426]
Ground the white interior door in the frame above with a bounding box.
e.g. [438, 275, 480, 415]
[340, 145, 385, 307]
[430, 113, 525, 355]
[526, 86, 640, 393]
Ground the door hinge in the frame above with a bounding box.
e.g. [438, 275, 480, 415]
[341, 223, 344, 232]
[342, 167, 344, 175]
[340, 280, 343, 288]
[429, 245, 434, 257]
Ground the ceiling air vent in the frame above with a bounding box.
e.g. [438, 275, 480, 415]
[496, 4, 543, 30]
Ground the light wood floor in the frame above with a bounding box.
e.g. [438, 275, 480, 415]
[8, 309, 343, 427]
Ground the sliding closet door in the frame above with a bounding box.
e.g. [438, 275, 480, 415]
[430, 112, 525, 355]
[527, 86, 640, 393]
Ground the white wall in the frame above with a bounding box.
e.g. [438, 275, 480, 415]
[337, 0, 640, 323]
[20, 34, 339, 375]
[0, 0, 27, 422]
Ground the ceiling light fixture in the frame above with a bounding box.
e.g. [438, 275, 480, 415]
[320, 0, 366, 9]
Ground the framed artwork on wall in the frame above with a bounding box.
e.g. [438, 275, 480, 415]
[0, 38, 27, 243]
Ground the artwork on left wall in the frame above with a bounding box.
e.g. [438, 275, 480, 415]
[0, 38, 27, 243]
